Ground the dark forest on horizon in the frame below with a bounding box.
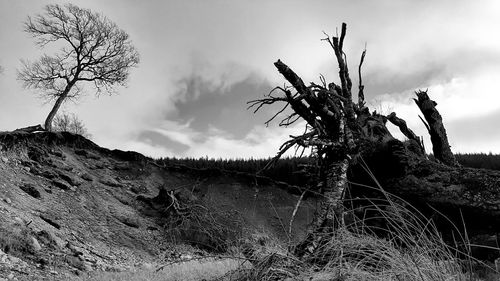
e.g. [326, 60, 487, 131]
[158, 153, 500, 186]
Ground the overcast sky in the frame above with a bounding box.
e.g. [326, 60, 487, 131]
[1, 0, 500, 158]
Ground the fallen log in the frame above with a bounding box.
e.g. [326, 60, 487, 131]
[349, 138, 500, 259]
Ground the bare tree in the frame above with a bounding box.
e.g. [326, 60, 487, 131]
[250, 23, 500, 259]
[18, 3, 139, 131]
[53, 112, 91, 138]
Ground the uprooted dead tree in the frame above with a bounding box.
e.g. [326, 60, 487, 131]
[249, 23, 500, 260]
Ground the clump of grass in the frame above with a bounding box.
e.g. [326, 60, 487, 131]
[233, 184, 494, 281]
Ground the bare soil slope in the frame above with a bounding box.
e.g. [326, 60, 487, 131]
[0, 131, 316, 280]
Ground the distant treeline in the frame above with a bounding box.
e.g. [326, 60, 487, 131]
[157, 153, 500, 186]
[456, 153, 500, 171]
[157, 156, 316, 186]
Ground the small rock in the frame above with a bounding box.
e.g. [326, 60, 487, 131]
[71, 268, 81, 276]
[20, 159, 34, 167]
[74, 149, 88, 157]
[1, 156, 8, 163]
[7, 273, 14, 280]
[27, 146, 48, 163]
[61, 164, 73, 171]
[80, 173, 93, 182]
[67, 243, 85, 260]
[3, 198, 11, 204]
[65, 255, 88, 271]
[8, 255, 20, 263]
[57, 170, 83, 186]
[75, 149, 100, 160]
[84, 255, 97, 263]
[52, 179, 72, 190]
[105, 265, 125, 272]
[50, 270, 58, 275]
[83, 261, 93, 271]
[41, 170, 58, 179]
[140, 262, 154, 270]
[118, 216, 140, 228]
[180, 254, 193, 260]
[38, 257, 49, 268]
[30, 237, 42, 252]
[67, 243, 84, 256]
[19, 183, 41, 199]
[39, 214, 61, 229]
[100, 178, 122, 187]
[13, 217, 24, 225]
[29, 166, 42, 176]
[50, 149, 65, 159]
[38, 230, 66, 248]
[114, 162, 130, 170]
[130, 186, 141, 194]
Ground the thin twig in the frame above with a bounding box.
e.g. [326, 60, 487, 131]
[289, 189, 308, 240]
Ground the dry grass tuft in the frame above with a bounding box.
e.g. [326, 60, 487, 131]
[231, 185, 499, 281]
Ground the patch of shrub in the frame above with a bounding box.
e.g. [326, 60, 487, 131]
[154, 186, 244, 252]
[0, 224, 35, 256]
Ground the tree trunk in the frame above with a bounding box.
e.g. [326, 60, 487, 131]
[44, 90, 70, 131]
[413, 90, 458, 166]
[294, 153, 349, 257]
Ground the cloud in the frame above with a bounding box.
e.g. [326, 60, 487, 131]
[133, 120, 305, 159]
[167, 64, 290, 140]
[136, 130, 190, 153]
[446, 110, 500, 153]
[185, 123, 306, 159]
[362, 48, 500, 99]
[128, 64, 304, 158]
[377, 66, 500, 154]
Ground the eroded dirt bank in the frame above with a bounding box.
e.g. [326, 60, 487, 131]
[0, 131, 316, 280]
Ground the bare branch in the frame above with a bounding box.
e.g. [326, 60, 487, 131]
[259, 130, 319, 173]
[418, 115, 431, 132]
[387, 112, 425, 154]
[414, 90, 458, 166]
[247, 86, 289, 113]
[279, 113, 301, 127]
[358, 44, 367, 107]
[338, 23, 347, 53]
